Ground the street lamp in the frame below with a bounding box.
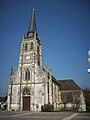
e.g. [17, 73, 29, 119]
[88, 50, 90, 64]
[87, 68, 90, 73]
[87, 50, 90, 73]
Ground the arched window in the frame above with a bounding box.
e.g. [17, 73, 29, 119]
[30, 42, 33, 49]
[25, 43, 28, 51]
[25, 70, 30, 80]
[38, 57, 40, 66]
[37, 46, 39, 54]
[23, 88, 30, 96]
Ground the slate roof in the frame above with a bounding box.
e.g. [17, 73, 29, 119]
[52, 76, 62, 87]
[28, 8, 37, 34]
[57, 79, 81, 90]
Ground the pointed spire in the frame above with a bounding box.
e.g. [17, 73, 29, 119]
[45, 61, 48, 72]
[27, 8, 37, 37]
[49, 65, 52, 74]
[10, 66, 13, 76]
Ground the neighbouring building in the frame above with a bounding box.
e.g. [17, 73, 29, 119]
[7, 9, 86, 111]
[0, 96, 7, 110]
[58, 79, 86, 111]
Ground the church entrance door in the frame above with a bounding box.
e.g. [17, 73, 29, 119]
[22, 88, 30, 111]
[23, 96, 30, 111]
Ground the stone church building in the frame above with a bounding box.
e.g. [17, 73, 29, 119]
[7, 9, 86, 111]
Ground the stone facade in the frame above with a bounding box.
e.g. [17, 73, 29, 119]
[7, 9, 86, 111]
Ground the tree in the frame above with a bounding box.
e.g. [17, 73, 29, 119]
[83, 88, 90, 111]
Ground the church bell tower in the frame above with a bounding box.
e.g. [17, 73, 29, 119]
[19, 9, 42, 68]
[18, 9, 43, 111]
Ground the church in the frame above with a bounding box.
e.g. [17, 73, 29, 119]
[7, 9, 86, 111]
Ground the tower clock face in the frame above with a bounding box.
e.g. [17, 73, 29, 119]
[26, 56, 30, 60]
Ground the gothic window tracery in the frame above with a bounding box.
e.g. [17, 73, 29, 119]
[23, 88, 30, 96]
[25, 70, 30, 80]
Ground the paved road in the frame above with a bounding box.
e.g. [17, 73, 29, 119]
[0, 111, 90, 120]
[72, 112, 90, 120]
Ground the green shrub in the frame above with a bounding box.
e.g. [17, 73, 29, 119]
[41, 104, 54, 112]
